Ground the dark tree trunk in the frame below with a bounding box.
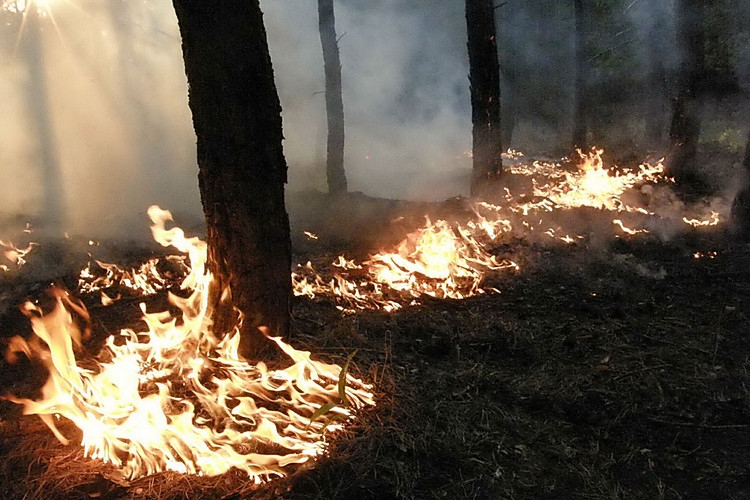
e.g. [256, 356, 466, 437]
[172, 0, 291, 360]
[466, 0, 503, 199]
[644, 5, 669, 147]
[730, 131, 750, 237]
[572, 0, 590, 151]
[666, 0, 705, 186]
[318, 0, 348, 195]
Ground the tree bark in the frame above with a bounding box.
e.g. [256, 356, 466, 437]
[572, 0, 590, 152]
[172, 0, 291, 360]
[318, 0, 348, 196]
[666, 0, 705, 186]
[466, 0, 503, 199]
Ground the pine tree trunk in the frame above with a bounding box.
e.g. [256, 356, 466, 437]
[318, 0, 347, 196]
[466, 0, 503, 199]
[572, 0, 589, 151]
[666, 0, 705, 185]
[172, 0, 291, 360]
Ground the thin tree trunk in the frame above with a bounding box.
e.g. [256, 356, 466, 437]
[466, 0, 503, 199]
[23, 9, 64, 227]
[666, 0, 705, 185]
[172, 0, 291, 360]
[644, 5, 668, 147]
[318, 0, 347, 195]
[730, 131, 750, 236]
[572, 0, 589, 151]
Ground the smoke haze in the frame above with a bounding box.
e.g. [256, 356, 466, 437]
[0, 0, 748, 237]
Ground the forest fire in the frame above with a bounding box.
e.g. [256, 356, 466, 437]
[291, 149, 726, 311]
[2, 207, 375, 482]
[292, 216, 518, 313]
[0, 150, 731, 483]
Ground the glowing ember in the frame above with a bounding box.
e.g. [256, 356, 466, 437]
[3, 206, 374, 482]
[693, 251, 718, 259]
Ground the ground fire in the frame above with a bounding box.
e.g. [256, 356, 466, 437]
[0, 148, 737, 492]
[2, 207, 374, 482]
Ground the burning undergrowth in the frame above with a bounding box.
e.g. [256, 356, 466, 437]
[1, 207, 375, 484]
[0, 149, 748, 499]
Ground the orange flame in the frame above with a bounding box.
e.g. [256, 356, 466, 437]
[530, 149, 665, 212]
[3, 206, 374, 481]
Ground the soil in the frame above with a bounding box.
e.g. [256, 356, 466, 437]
[0, 189, 748, 500]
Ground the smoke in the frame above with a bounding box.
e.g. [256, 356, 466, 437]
[262, 0, 473, 201]
[0, 0, 748, 239]
[0, 1, 197, 238]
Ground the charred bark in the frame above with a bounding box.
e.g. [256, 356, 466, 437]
[172, 0, 291, 360]
[318, 0, 348, 196]
[572, 0, 590, 152]
[466, 0, 503, 199]
[666, 0, 706, 188]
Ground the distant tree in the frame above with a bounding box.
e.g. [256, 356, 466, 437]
[8, 5, 64, 226]
[666, 0, 706, 187]
[318, 0, 348, 195]
[172, 0, 291, 360]
[644, 2, 669, 147]
[572, 0, 591, 151]
[497, 3, 518, 149]
[730, 131, 750, 236]
[466, 0, 504, 199]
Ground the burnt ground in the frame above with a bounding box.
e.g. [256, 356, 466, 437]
[0, 191, 749, 500]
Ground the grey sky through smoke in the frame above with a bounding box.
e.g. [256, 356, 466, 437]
[0, 0, 748, 237]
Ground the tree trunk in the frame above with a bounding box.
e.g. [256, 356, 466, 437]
[172, 0, 291, 360]
[730, 131, 750, 237]
[572, 0, 589, 152]
[318, 0, 348, 195]
[22, 8, 64, 227]
[466, 0, 503, 199]
[666, 0, 705, 186]
[644, 4, 669, 147]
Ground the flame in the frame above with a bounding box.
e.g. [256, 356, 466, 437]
[366, 218, 517, 299]
[0, 239, 37, 269]
[530, 149, 665, 212]
[683, 211, 721, 227]
[3, 206, 374, 481]
[292, 216, 519, 312]
[612, 219, 649, 235]
[78, 256, 188, 299]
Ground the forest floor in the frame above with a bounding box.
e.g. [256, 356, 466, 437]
[0, 173, 749, 499]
